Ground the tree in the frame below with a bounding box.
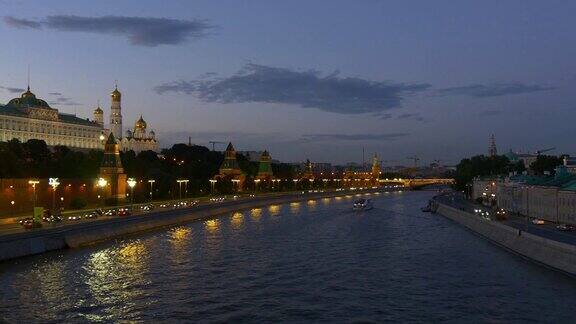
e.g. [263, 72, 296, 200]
[529, 155, 562, 175]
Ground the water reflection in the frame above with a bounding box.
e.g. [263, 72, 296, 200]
[231, 212, 244, 229]
[205, 219, 220, 233]
[250, 208, 262, 221]
[289, 202, 300, 213]
[268, 204, 281, 216]
[321, 197, 331, 205]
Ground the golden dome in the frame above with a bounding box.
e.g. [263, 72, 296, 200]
[111, 86, 121, 101]
[135, 115, 147, 129]
[94, 106, 103, 114]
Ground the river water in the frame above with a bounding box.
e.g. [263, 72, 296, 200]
[1, 191, 575, 323]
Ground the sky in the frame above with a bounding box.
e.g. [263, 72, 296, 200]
[1, 0, 575, 165]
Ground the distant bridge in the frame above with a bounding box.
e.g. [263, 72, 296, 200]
[379, 178, 454, 188]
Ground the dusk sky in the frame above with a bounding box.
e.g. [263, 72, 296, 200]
[1, 0, 575, 165]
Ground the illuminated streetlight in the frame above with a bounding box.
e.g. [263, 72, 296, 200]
[176, 179, 188, 199]
[148, 179, 155, 201]
[127, 178, 137, 208]
[209, 179, 217, 195]
[48, 178, 60, 212]
[254, 179, 261, 193]
[97, 177, 107, 206]
[231, 179, 240, 192]
[28, 180, 39, 208]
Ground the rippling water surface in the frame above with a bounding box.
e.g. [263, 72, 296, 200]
[1, 191, 576, 322]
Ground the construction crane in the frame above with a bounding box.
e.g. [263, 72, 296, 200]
[534, 147, 556, 156]
[209, 141, 226, 151]
[406, 156, 420, 168]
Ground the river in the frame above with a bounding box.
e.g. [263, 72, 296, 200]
[0, 191, 575, 322]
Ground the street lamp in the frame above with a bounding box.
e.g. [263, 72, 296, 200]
[28, 180, 39, 209]
[209, 179, 217, 195]
[127, 178, 137, 208]
[48, 178, 60, 212]
[176, 179, 188, 199]
[293, 179, 298, 190]
[231, 179, 240, 192]
[254, 179, 261, 193]
[148, 179, 155, 202]
[97, 177, 107, 206]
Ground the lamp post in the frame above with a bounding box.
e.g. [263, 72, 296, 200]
[231, 179, 240, 193]
[28, 180, 39, 209]
[209, 179, 217, 195]
[176, 179, 186, 200]
[97, 177, 107, 207]
[48, 178, 60, 212]
[293, 179, 298, 190]
[148, 179, 155, 202]
[254, 179, 261, 193]
[127, 178, 137, 208]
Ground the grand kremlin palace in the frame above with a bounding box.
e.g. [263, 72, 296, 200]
[0, 85, 158, 152]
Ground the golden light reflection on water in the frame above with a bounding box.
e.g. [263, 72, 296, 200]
[335, 196, 342, 201]
[268, 204, 281, 215]
[29, 260, 66, 309]
[290, 202, 300, 213]
[307, 199, 317, 209]
[170, 226, 192, 245]
[321, 197, 331, 205]
[205, 219, 220, 233]
[231, 212, 244, 229]
[85, 240, 150, 319]
[251, 208, 262, 221]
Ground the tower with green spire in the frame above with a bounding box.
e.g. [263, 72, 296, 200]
[99, 133, 127, 202]
[256, 150, 273, 181]
[214, 142, 246, 191]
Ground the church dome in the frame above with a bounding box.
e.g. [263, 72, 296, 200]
[111, 86, 121, 101]
[94, 106, 103, 114]
[6, 87, 51, 109]
[135, 115, 147, 130]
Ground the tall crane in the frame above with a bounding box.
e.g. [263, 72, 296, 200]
[534, 147, 556, 156]
[406, 156, 420, 168]
[209, 141, 226, 151]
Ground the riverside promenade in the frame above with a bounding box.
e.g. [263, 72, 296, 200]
[0, 187, 393, 262]
[434, 192, 576, 276]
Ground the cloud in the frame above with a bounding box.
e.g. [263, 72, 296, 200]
[397, 112, 424, 121]
[154, 63, 431, 115]
[437, 83, 555, 98]
[3, 15, 213, 46]
[48, 92, 62, 96]
[0, 86, 25, 93]
[301, 133, 410, 142]
[49, 96, 81, 106]
[3, 16, 41, 29]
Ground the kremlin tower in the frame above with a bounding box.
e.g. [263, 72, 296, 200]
[110, 84, 123, 139]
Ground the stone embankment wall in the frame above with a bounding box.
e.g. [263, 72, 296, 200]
[0, 190, 379, 262]
[436, 201, 576, 276]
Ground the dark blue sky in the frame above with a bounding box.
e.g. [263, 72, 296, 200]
[1, 0, 575, 165]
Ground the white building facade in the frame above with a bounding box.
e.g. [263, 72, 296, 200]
[0, 87, 104, 149]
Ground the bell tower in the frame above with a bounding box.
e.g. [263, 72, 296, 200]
[110, 82, 123, 139]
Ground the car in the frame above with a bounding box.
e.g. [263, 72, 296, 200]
[19, 217, 42, 229]
[495, 208, 507, 220]
[557, 224, 576, 231]
[67, 215, 82, 221]
[158, 203, 169, 208]
[118, 208, 131, 217]
[84, 212, 99, 219]
[140, 204, 155, 211]
[103, 209, 118, 216]
[532, 219, 545, 225]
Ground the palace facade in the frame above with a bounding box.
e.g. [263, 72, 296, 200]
[0, 87, 103, 149]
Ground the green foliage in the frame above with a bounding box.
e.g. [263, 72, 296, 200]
[454, 155, 512, 190]
[529, 155, 562, 175]
[70, 197, 87, 210]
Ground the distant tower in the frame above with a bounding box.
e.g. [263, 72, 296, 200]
[303, 159, 314, 179]
[489, 134, 497, 157]
[371, 153, 381, 178]
[256, 150, 273, 180]
[99, 133, 127, 201]
[110, 83, 123, 139]
[93, 102, 104, 126]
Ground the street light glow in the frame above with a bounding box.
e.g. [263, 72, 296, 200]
[127, 178, 137, 188]
[98, 178, 108, 188]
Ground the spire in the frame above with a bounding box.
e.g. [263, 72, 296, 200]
[489, 134, 497, 157]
